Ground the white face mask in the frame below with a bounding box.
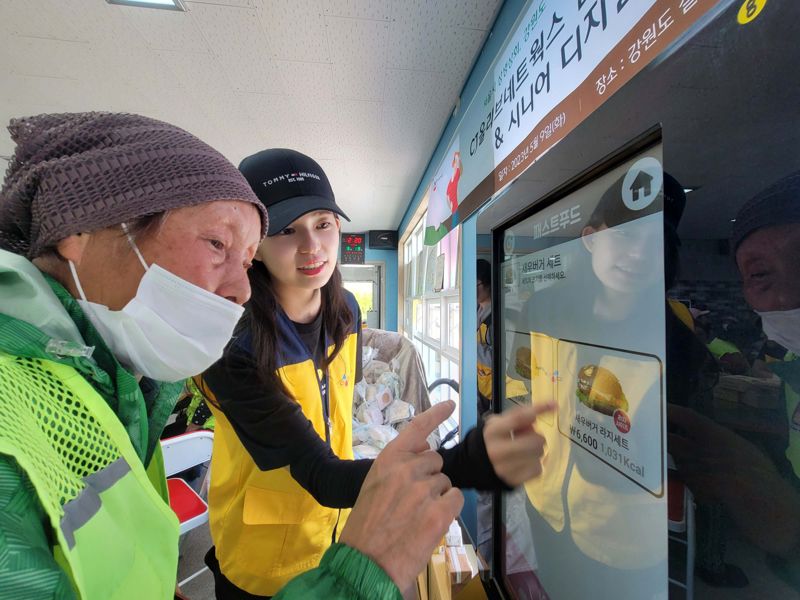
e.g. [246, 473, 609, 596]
[757, 308, 800, 356]
[68, 225, 244, 382]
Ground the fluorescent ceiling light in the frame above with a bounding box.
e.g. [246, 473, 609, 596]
[106, 0, 186, 11]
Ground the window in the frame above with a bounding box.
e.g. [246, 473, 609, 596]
[426, 301, 441, 344]
[447, 300, 460, 351]
[342, 281, 373, 314]
[400, 211, 461, 434]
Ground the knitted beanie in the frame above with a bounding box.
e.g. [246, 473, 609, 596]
[0, 112, 267, 258]
[732, 171, 800, 250]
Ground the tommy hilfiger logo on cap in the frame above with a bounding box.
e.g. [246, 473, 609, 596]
[239, 148, 350, 235]
[263, 171, 322, 186]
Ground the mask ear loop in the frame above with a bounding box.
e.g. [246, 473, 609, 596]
[121, 222, 149, 272]
[67, 260, 89, 302]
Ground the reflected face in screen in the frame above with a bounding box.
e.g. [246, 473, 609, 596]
[582, 219, 661, 294]
[736, 223, 800, 311]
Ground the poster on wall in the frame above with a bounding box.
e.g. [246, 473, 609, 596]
[424, 139, 461, 245]
[424, 246, 438, 293]
[423, 0, 717, 244]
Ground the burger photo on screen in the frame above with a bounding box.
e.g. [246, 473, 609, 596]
[576, 364, 629, 416]
[515, 346, 533, 379]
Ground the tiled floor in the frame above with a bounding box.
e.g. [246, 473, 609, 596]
[176, 522, 215, 600]
[692, 537, 799, 600]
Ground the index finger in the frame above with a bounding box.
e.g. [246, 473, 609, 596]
[388, 401, 455, 454]
[494, 402, 556, 433]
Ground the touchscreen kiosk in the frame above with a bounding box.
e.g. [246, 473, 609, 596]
[478, 4, 800, 599]
[496, 146, 669, 599]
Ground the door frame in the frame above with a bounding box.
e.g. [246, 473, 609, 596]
[340, 261, 386, 330]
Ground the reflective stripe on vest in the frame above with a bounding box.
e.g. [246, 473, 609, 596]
[61, 457, 130, 549]
[0, 353, 179, 599]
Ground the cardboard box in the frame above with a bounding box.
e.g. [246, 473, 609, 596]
[463, 544, 486, 574]
[453, 575, 488, 600]
[415, 569, 429, 600]
[428, 553, 451, 600]
[425, 543, 488, 600]
[446, 546, 471, 585]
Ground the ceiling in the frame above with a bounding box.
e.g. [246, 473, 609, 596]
[0, 0, 502, 232]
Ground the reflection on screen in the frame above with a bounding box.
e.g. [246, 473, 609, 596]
[498, 148, 669, 599]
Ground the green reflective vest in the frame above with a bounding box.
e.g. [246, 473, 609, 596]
[706, 337, 741, 359]
[0, 351, 179, 599]
[772, 353, 800, 478]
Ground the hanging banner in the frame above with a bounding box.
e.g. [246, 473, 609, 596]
[424, 140, 461, 245]
[423, 0, 717, 244]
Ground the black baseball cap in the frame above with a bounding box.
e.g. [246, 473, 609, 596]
[238, 148, 350, 236]
[590, 171, 686, 230]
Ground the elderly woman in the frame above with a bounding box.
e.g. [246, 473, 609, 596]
[0, 112, 463, 599]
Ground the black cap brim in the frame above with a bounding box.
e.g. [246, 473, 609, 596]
[267, 195, 351, 236]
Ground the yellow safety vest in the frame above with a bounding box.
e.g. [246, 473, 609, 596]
[477, 308, 493, 401]
[202, 306, 359, 596]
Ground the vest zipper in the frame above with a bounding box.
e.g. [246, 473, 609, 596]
[318, 367, 331, 446]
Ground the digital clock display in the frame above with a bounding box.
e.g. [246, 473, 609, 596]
[341, 233, 365, 264]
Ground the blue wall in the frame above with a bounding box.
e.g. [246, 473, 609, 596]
[460, 216, 479, 539]
[365, 246, 398, 331]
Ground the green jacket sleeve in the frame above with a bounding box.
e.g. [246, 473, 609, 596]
[274, 543, 403, 600]
[0, 455, 76, 600]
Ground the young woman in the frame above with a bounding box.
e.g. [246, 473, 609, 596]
[199, 148, 552, 598]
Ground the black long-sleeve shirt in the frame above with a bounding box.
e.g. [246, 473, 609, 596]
[203, 317, 507, 509]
